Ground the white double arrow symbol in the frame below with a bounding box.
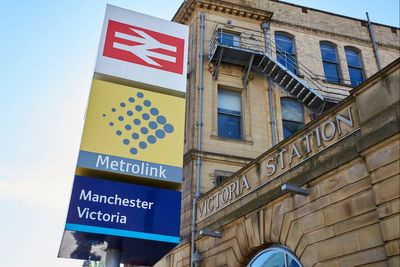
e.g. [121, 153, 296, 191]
[113, 28, 177, 67]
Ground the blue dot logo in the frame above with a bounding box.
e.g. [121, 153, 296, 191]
[142, 113, 150, 120]
[157, 115, 166, 124]
[149, 121, 157, 129]
[144, 100, 151, 107]
[104, 91, 176, 156]
[156, 129, 165, 139]
[148, 135, 157, 144]
[150, 108, 159, 116]
[139, 141, 147, 149]
[140, 127, 149, 134]
[132, 133, 139, 140]
[164, 124, 174, 133]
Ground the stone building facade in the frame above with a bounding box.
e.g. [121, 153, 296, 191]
[154, 1, 400, 266]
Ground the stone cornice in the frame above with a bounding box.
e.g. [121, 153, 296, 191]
[172, 0, 273, 24]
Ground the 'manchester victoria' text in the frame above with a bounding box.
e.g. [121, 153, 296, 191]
[77, 190, 155, 224]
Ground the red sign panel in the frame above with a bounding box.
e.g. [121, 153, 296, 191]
[103, 20, 185, 74]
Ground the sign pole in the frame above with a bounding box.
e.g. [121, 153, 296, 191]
[105, 248, 121, 267]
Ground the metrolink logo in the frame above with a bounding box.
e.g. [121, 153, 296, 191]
[103, 20, 185, 74]
[102, 91, 175, 156]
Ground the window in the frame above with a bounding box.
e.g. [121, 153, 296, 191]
[218, 89, 242, 139]
[320, 42, 341, 83]
[281, 98, 304, 139]
[215, 170, 234, 186]
[275, 33, 297, 74]
[248, 246, 303, 267]
[217, 31, 240, 47]
[345, 47, 365, 87]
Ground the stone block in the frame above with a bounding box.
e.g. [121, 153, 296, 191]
[319, 159, 369, 195]
[339, 246, 387, 266]
[358, 224, 384, 250]
[380, 214, 400, 241]
[377, 199, 400, 218]
[296, 226, 335, 257]
[370, 161, 400, 184]
[364, 137, 400, 172]
[385, 239, 400, 257]
[329, 177, 372, 204]
[373, 175, 400, 205]
[388, 255, 400, 267]
[334, 210, 378, 235]
[324, 199, 352, 226]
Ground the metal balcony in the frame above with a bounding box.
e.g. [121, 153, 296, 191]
[209, 25, 338, 113]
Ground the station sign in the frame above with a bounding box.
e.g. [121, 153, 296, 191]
[95, 4, 188, 95]
[60, 4, 188, 265]
[59, 175, 181, 265]
[78, 79, 185, 184]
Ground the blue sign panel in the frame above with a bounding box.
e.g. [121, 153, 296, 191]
[66, 175, 181, 241]
[59, 175, 181, 265]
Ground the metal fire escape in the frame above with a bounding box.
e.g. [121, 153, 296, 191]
[209, 25, 338, 113]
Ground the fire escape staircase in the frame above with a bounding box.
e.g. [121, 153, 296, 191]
[209, 26, 338, 113]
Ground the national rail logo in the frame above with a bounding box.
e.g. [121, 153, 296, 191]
[104, 20, 185, 74]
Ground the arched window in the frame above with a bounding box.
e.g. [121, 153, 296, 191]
[281, 98, 304, 139]
[320, 42, 341, 83]
[345, 47, 365, 87]
[275, 32, 297, 74]
[248, 246, 303, 267]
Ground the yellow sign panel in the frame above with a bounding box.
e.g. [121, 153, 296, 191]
[77, 79, 185, 184]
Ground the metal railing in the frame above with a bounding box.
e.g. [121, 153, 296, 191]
[208, 24, 346, 99]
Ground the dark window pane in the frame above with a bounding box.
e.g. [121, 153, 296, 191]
[251, 250, 285, 267]
[275, 33, 297, 74]
[288, 256, 301, 267]
[275, 34, 294, 53]
[283, 120, 304, 138]
[349, 67, 364, 86]
[281, 98, 304, 139]
[218, 113, 241, 139]
[345, 49, 362, 67]
[217, 32, 239, 47]
[277, 52, 297, 74]
[323, 62, 340, 83]
[320, 43, 338, 62]
[281, 98, 303, 122]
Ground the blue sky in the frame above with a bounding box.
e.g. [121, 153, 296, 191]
[0, 1, 398, 267]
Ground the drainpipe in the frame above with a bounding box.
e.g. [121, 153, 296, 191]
[261, 22, 277, 146]
[366, 12, 382, 70]
[190, 11, 205, 267]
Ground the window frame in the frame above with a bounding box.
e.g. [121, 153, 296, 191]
[320, 41, 342, 84]
[274, 32, 298, 75]
[217, 88, 243, 140]
[247, 245, 303, 267]
[344, 46, 365, 87]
